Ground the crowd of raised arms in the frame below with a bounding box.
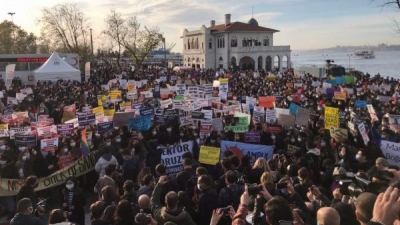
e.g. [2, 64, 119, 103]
[0, 65, 399, 225]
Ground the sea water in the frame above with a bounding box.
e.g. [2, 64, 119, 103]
[292, 50, 400, 79]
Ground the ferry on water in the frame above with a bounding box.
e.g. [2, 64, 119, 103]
[354, 50, 375, 59]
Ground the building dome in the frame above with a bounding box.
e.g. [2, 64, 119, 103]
[248, 18, 258, 26]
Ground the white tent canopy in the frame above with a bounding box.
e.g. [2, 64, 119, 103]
[33, 52, 81, 83]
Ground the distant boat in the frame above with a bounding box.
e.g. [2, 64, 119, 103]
[354, 50, 375, 59]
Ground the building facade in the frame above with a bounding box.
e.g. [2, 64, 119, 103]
[181, 14, 291, 71]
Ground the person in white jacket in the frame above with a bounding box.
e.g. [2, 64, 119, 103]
[95, 146, 119, 178]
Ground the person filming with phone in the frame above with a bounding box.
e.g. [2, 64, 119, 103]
[10, 198, 47, 225]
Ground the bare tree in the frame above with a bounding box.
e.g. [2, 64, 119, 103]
[122, 16, 163, 69]
[102, 8, 128, 70]
[37, 3, 91, 68]
[372, 0, 400, 33]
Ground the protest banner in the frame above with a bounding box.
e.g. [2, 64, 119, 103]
[380, 140, 400, 167]
[295, 108, 310, 126]
[367, 104, 379, 122]
[330, 127, 348, 141]
[253, 107, 265, 123]
[92, 106, 104, 118]
[192, 111, 205, 120]
[14, 133, 37, 147]
[41, 138, 59, 152]
[97, 121, 114, 133]
[57, 124, 74, 135]
[389, 114, 400, 131]
[289, 103, 300, 115]
[129, 115, 152, 131]
[0, 124, 9, 137]
[266, 109, 277, 124]
[265, 125, 282, 133]
[245, 131, 261, 143]
[62, 104, 76, 122]
[199, 146, 220, 165]
[65, 118, 79, 128]
[200, 120, 212, 134]
[220, 141, 273, 162]
[325, 107, 339, 129]
[354, 100, 367, 109]
[159, 141, 193, 174]
[77, 114, 96, 126]
[334, 92, 347, 100]
[9, 127, 31, 139]
[37, 125, 58, 139]
[225, 117, 248, 133]
[358, 123, 370, 145]
[0, 150, 101, 196]
[258, 96, 276, 108]
[113, 111, 135, 128]
[109, 90, 122, 99]
[278, 114, 295, 127]
[104, 109, 115, 116]
[212, 118, 223, 132]
[58, 154, 76, 169]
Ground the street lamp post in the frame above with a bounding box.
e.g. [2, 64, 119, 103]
[347, 54, 353, 70]
[8, 12, 15, 23]
[162, 37, 166, 68]
[89, 28, 94, 59]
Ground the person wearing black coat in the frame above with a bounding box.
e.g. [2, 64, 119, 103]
[196, 175, 219, 225]
[62, 176, 86, 225]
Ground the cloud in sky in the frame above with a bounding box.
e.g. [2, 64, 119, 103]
[0, 0, 399, 52]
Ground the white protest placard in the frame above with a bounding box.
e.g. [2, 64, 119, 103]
[380, 140, 400, 167]
[266, 109, 277, 123]
[40, 138, 59, 152]
[358, 123, 370, 145]
[16, 93, 26, 101]
[160, 98, 173, 108]
[212, 118, 224, 132]
[36, 125, 58, 139]
[65, 118, 79, 128]
[275, 108, 290, 118]
[9, 127, 31, 139]
[20, 88, 33, 95]
[201, 110, 213, 120]
[141, 91, 153, 98]
[159, 141, 193, 174]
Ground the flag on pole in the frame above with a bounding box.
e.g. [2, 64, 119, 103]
[80, 130, 89, 157]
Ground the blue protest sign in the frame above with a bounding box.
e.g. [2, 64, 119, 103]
[289, 103, 300, 115]
[129, 115, 152, 131]
[354, 100, 367, 108]
[97, 121, 114, 133]
[335, 76, 345, 84]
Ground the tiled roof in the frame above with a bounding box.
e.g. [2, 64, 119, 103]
[208, 22, 279, 32]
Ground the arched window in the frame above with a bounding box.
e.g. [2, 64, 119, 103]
[219, 57, 223, 62]
[253, 38, 258, 46]
[202, 42, 204, 49]
[191, 39, 195, 49]
[188, 40, 190, 49]
[231, 36, 237, 47]
[217, 38, 220, 48]
[263, 37, 269, 46]
[222, 38, 225, 48]
[247, 38, 252, 47]
[196, 38, 199, 49]
[242, 38, 247, 47]
[209, 38, 212, 49]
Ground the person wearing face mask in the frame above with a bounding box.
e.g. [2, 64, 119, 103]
[16, 150, 34, 179]
[62, 176, 86, 225]
[196, 175, 219, 225]
[10, 198, 47, 225]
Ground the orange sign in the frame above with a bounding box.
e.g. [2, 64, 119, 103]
[258, 96, 276, 108]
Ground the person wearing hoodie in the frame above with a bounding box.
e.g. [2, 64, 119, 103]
[196, 174, 219, 225]
[150, 176, 196, 225]
[10, 198, 47, 225]
[95, 146, 119, 178]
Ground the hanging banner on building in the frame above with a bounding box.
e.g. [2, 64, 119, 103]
[199, 146, 220, 165]
[159, 141, 193, 174]
[220, 141, 273, 162]
[325, 107, 339, 129]
[0, 150, 101, 196]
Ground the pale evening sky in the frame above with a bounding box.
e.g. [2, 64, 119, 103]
[0, 0, 399, 53]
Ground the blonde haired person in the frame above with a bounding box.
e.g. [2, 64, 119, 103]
[248, 158, 270, 184]
[260, 172, 277, 195]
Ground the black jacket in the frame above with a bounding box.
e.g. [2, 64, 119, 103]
[176, 168, 195, 192]
[197, 187, 219, 225]
[10, 213, 47, 225]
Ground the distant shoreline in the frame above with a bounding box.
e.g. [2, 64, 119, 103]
[294, 46, 400, 52]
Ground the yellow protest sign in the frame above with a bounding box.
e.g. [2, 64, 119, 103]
[120, 102, 131, 108]
[109, 90, 122, 99]
[104, 109, 115, 116]
[199, 146, 220, 165]
[0, 124, 8, 130]
[97, 95, 106, 106]
[127, 83, 136, 92]
[325, 107, 339, 129]
[219, 78, 229, 83]
[92, 106, 104, 117]
[0, 124, 9, 137]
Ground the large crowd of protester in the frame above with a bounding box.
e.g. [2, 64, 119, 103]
[0, 65, 398, 225]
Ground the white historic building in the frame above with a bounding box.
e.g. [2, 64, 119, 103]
[181, 14, 291, 71]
